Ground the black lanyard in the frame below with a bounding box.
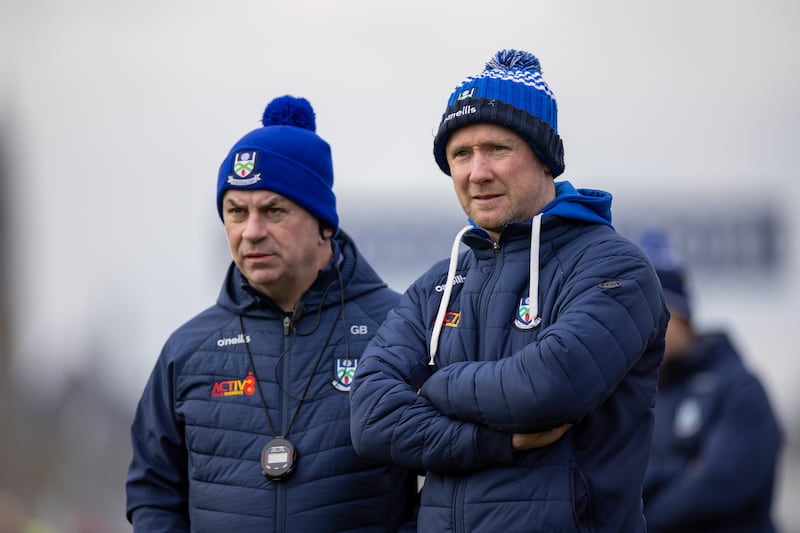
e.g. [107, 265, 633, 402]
[238, 309, 339, 440]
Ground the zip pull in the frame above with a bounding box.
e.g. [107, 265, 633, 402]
[284, 300, 305, 336]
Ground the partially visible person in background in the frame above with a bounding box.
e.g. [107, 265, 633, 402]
[640, 228, 784, 533]
[126, 95, 417, 532]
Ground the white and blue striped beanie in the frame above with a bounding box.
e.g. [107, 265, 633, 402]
[433, 49, 564, 177]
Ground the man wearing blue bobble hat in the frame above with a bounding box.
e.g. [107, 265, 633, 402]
[350, 50, 668, 531]
[639, 228, 783, 533]
[126, 95, 418, 531]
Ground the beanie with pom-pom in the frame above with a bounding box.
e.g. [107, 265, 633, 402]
[637, 227, 692, 322]
[217, 95, 337, 232]
[433, 49, 564, 178]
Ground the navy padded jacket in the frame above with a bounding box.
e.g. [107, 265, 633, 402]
[351, 183, 668, 532]
[127, 231, 417, 532]
[643, 332, 783, 532]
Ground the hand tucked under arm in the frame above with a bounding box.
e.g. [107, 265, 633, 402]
[512, 423, 573, 451]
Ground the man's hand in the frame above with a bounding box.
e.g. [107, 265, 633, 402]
[512, 423, 573, 451]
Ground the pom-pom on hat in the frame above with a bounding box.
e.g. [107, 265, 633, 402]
[433, 49, 565, 178]
[217, 95, 338, 232]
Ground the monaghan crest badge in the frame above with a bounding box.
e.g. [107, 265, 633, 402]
[227, 151, 262, 186]
[332, 358, 358, 392]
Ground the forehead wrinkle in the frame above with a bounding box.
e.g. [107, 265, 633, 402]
[226, 190, 289, 208]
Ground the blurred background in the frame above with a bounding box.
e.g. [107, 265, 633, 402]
[1, 0, 798, 531]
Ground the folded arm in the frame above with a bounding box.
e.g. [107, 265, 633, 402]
[420, 255, 663, 432]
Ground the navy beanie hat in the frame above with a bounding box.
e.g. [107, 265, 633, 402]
[433, 49, 565, 177]
[217, 95, 338, 232]
[638, 228, 692, 321]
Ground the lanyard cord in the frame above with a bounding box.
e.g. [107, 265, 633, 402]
[274, 258, 350, 402]
[239, 307, 340, 438]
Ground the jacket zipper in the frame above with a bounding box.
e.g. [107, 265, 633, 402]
[452, 478, 466, 532]
[275, 314, 292, 532]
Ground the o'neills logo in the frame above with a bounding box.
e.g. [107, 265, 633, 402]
[212, 371, 256, 397]
[442, 104, 476, 124]
[435, 274, 466, 292]
[216, 333, 250, 347]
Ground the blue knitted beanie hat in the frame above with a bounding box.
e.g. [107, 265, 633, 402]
[638, 228, 692, 321]
[433, 49, 564, 177]
[217, 95, 338, 232]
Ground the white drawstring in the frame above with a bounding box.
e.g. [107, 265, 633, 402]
[429, 225, 471, 366]
[519, 214, 543, 329]
[428, 216, 543, 364]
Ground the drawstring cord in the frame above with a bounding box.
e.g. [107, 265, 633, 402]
[428, 215, 543, 365]
[429, 225, 471, 366]
[519, 214, 543, 330]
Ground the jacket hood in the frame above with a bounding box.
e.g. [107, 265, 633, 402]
[541, 180, 613, 227]
[659, 332, 741, 386]
[463, 180, 613, 233]
[217, 229, 388, 318]
[429, 180, 614, 365]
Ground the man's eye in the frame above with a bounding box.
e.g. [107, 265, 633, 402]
[224, 206, 247, 223]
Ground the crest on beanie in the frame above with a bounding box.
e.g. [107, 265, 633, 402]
[228, 151, 262, 186]
[216, 95, 339, 231]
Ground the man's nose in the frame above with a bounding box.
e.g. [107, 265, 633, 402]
[242, 213, 268, 241]
[469, 151, 493, 182]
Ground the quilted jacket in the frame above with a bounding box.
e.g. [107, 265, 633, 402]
[351, 181, 668, 532]
[643, 332, 783, 532]
[127, 231, 417, 532]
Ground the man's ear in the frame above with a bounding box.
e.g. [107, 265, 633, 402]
[319, 224, 334, 240]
